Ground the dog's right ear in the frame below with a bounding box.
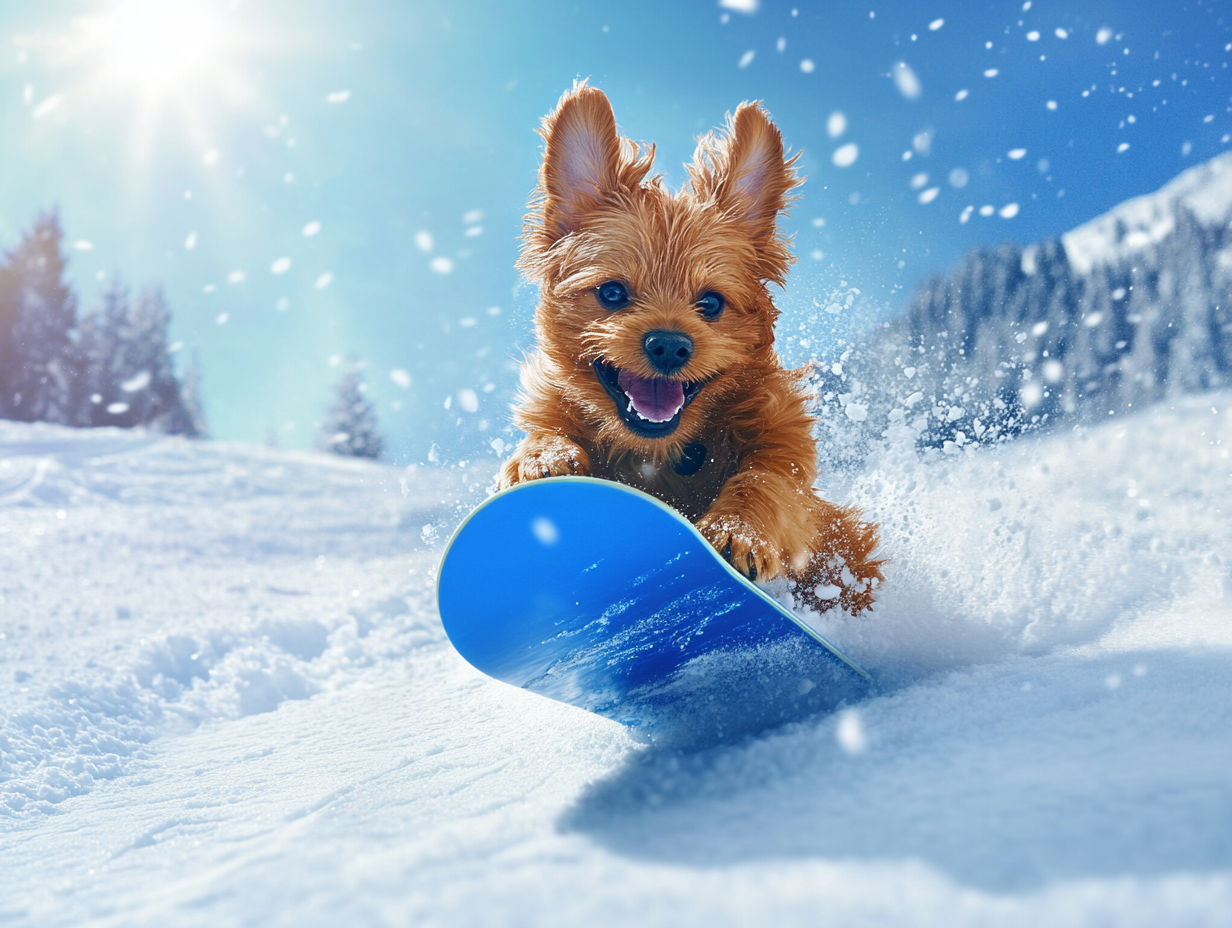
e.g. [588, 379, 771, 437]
[539, 83, 622, 240]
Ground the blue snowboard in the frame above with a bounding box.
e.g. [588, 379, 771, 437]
[437, 477, 868, 734]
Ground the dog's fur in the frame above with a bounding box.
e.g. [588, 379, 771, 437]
[499, 83, 882, 615]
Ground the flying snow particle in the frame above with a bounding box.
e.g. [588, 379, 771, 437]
[1043, 360, 1064, 383]
[1026, 30, 1040, 41]
[215, 313, 229, 325]
[303, 221, 321, 237]
[999, 202, 1019, 218]
[73, 240, 93, 251]
[415, 230, 433, 252]
[959, 205, 973, 223]
[984, 68, 999, 78]
[203, 284, 216, 293]
[1055, 28, 1069, 39]
[832, 143, 859, 167]
[827, 111, 847, 138]
[1096, 26, 1113, 45]
[430, 256, 454, 275]
[955, 88, 969, 101]
[836, 709, 868, 755]
[1084, 311, 1105, 328]
[465, 226, 483, 237]
[227, 270, 245, 285]
[185, 232, 198, 249]
[1020, 381, 1043, 407]
[326, 90, 351, 104]
[1032, 321, 1049, 335]
[121, 371, 151, 393]
[487, 306, 501, 315]
[458, 388, 479, 413]
[893, 61, 922, 99]
[459, 317, 478, 328]
[1008, 148, 1027, 160]
[22, 83, 32, 105]
[531, 517, 559, 546]
[948, 168, 969, 187]
[314, 272, 334, 289]
[1117, 142, 1130, 153]
[918, 187, 940, 204]
[910, 173, 929, 189]
[1046, 100, 1057, 110]
[32, 95, 62, 119]
[463, 209, 484, 224]
[738, 50, 755, 68]
[776, 37, 786, 52]
[106, 402, 130, 415]
[270, 257, 291, 275]
[979, 205, 995, 216]
[203, 149, 219, 166]
[912, 130, 932, 155]
[800, 58, 815, 73]
[390, 369, 411, 388]
[276, 297, 289, 311]
[929, 18, 943, 30]
[844, 403, 868, 422]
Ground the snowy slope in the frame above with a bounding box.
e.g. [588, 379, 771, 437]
[1062, 151, 1232, 275]
[1, 401, 1231, 927]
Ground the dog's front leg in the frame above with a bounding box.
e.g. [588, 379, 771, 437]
[695, 463, 811, 582]
[499, 432, 591, 489]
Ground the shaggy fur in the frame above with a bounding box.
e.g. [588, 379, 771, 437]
[500, 83, 882, 615]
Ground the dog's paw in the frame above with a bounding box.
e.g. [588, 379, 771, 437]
[696, 512, 785, 582]
[500, 435, 591, 488]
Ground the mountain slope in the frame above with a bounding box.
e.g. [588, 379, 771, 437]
[826, 153, 1232, 461]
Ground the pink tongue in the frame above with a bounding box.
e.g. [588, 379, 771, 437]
[617, 370, 685, 422]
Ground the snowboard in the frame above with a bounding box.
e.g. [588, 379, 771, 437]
[436, 476, 868, 730]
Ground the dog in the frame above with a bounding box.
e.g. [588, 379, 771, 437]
[499, 83, 882, 616]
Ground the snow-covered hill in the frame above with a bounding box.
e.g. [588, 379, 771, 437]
[835, 153, 1232, 459]
[1, 400, 1230, 926]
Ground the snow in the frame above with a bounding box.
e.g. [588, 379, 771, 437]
[2, 391, 1231, 926]
[1062, 151, 1232, 275]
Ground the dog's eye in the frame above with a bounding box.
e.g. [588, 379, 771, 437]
[696, 291, 725, 320]
[595, 280, 632, 310]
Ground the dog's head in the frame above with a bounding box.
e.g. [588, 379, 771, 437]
[520, 82, 800, 462]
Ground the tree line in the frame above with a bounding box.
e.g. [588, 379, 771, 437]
[0, 210, 205, 436]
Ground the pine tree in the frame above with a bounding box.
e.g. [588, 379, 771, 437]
[0, 211, 78, 423]
[318, 361, 384, 459]
[76, 280, 196, 433]
[174, 351, 208, 438]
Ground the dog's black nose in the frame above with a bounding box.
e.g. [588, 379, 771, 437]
[642, 330, 693, 375]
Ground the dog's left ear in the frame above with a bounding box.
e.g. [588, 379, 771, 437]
[691, 103, 799, 281]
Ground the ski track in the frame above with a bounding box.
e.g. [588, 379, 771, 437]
[0, 398, 1230, 927]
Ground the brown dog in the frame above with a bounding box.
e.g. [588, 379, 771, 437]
[499, 83, 882, 616]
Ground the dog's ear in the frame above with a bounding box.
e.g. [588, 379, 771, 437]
[539, 83, 622, 239]
[690, 103, 799, 280]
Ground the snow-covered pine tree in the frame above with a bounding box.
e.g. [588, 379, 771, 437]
[75, 280, 195, 433]
[0, 211, 78, 423]
[318, 360, 384, 459]
[173, 351, 208, 438]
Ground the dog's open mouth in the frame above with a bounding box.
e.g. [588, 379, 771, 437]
[592, 360, 705, 437]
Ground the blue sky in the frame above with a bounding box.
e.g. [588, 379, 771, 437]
[1, 0, 1229, 462]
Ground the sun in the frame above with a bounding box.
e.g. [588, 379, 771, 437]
[83, 0, 221, 97]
